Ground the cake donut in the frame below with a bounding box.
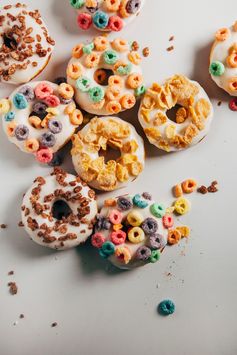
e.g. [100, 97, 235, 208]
[138, 75, 214, 152]
[209, 21, 237, 96]
[91, 192, 170, 269]
[21, 168, 98, 250]
[0, 3, 55, 84]
[71, 116, 145, 191]
[70, 0, 145, 32]
[67, 36, 144, 115]
[1, 81, 83, 164]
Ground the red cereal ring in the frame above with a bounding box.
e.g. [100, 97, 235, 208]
[77, 13, 92, 30]
[35, 82, 53, 100]
[111, 230, 126, 245]
[91, 233, 106, 248]
[108, 16, 124, 32]
[44, 95, 60, 107]
[162, 215, 174, 229]
[35, 148, 53, 164]
[229, 98, 237, 111]
[109, 209, 123, 224]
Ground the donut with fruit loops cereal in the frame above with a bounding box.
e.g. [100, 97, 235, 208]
[209, 21, 237, 96]
[69, 0, 146, 32]
[21, 168, 98, 250]
[0, 3, 55, 85]
[0, 81, 83, 164]
[138, 74, 213, 152]
[91, 192, 170, 269]
[71, 116, 145, 191]
[66, 36, 144, 115]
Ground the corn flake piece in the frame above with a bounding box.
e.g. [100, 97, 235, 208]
[157, 139, 170, 152]
[97, 170, 117, 190]
[140, 107, 151, 123]
[108, 138, 123, 149]
[122, 140, 139, 153]
[184, 124, 199, 144]
[144, 127, 161, 140]
[116, 163, 129, 182]
[128, 161, 143, 176]
[153, 111, 167, 126]
[90, 157, 105, 172]
[170, 135, 188, 149]
[195, 98, 211, 119]
[165, 124, 176, 139]
[143, 94, 156, 109]
[176, 107, 188, 123]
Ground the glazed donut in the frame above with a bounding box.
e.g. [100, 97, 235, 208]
[67, 36, 144, 115]
[209, 21, 237, 96]
[0, 3, 55, 85]
[70, 0, 145, 32]
[21, 168, 98, 250]
[1, 81, 83, 164]
[71, 116, 145, 191]
[138, 75, 214, 152]
[91, 192, 169, 269]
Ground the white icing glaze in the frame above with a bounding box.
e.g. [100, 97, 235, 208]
[210, 23, 237, 96]
[1, 81, 79, 157]
[21, 171, 98, 250]
[72, 0, 146, 32]
[71, 116, 145, 191]
[138, 76, 214, 152]
[0, 4, 55, 84]
[67, 37, 143, 115]
[93, 194, 168, 270]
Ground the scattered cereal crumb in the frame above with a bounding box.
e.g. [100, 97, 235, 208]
[167, 46, 174, 52]
[217, 101, 222, 106]
[142, 47, 150, 57]
[8, 282, 18, 295]
[131, 40, 139, 51]
[13, 321, 18, 326]
[8, 270, 14, 276]
[207, 184, 218, 193]
[51, 322, 58, 327]
[197, 185, 208, 194]
[19, 314, 25, 319]
[169, 36, 175, 41]
[0, 224, 7, 229]
[18, 221, 24, 227]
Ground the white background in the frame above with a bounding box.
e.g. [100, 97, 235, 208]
[0, 1, 237, 354]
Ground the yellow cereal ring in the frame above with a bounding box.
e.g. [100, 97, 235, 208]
[176, 226, 190, 238]
[126, 73, 143, 89]
[226, 53, 237, 68]
[113, 223, 123, 231]
[28, 115, 41, 129]
[120, 94, 136, 109]
[106, 86, 121, 101]
[128, 51, 142, 65]
[58, 83, 74, 100]
[85, 52, 100, 69]
[128, 227, 145, 244]
[174, 197, 190, 215]
[70, 109, 83, 125]
[215, 28, 230, 41]
[0, 98, 11, 114]
[228, 77, 237, 92]
[94, 36, 109, 51]
[127, 211, 143, 227]
[108, 75, 123, 88]
[104, 0, 120, 12]
[111, 38, 129, 52]
[94, 69, 107, 85]
[6, 122, 16, 137]
[24, 138, 39, 153]
[64, 102, 76, 115]
[67, 62, 83, 80]
[72, 44, 84, 59]
[115, 246, 132, 264]
[106, 101, 121, 114]
[46, 107, 59, 116]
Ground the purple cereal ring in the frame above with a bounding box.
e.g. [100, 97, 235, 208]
[141, 218, 158, 235]
[14, 125, 29, 141]
[18, 85, 35, 101]
[33, 102, 48, 116]
[39, 132, 56, 148]
[136, 246, 151, 261]
[148, 234, 166, 250]
[117, 196, 133, 211]
[126, 0, 141, 14]
[48, 120, 63, 134]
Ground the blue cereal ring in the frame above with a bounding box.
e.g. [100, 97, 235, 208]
[93, 11, 109, 29]
[5, 111, 15, 122]
[158, 300, 175, 316]
[101, 241, 115, 256]
[99, 248, 108, 259]
[13, 93, 28, 110]
[133, 194, 148, 209]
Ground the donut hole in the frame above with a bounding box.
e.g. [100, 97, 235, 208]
[3, 31, 18, 50]
[94, 69, 114, 86]
[166, 104, 186, 124]
[52, 200, 72, 220]
[99, 145, 121, 163]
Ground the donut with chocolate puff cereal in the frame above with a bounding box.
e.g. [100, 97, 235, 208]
[70, 0, 146, 32]
[1, 81, 82, 164]
[67, 36, 144, 115]
[21, 168, 98, 250]
[71, 116, 145, 191]
[138, 74, 213, 152]
[91, 193, 169, 269]
[209, 21, 237, 96]
[0, 3, 55, 85]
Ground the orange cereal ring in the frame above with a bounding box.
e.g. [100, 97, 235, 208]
[115, 246, 132, 264]
[70, 109, 83, 125]
[173, 184, 183, 198]
[126, 73, 143, 89]
[94, 36, 109, 51]
[215, 28, 230, 41]
[24, 138, 39, 153]
[167, 229, 181, 245]
[128, 51, 142, 65]
[228, 77, 237, 92]
[91, 99, 105, 110]
[106, 100, 122, 114]
[120, 93, 136, 109]
[94, 69, 107, 85]
[64, 102, 76, 115]
[6, 121, 16, 137]
[28, 115, 41, 129]
[108, 75, 123, 88]
[181, 179, 197, 194]
[106, 86, 121, 101]
[104, 0, 120, 12]
[119, 0, 130, 18]
[111, 38, 129, 52]
[67, 62, 83, 80]
[58, 83, 74, 99]
[72, 44, 83, 59]
[233, 21, 237, 32]
[226, 53, 237, 68]
[84, 52, 100, 68]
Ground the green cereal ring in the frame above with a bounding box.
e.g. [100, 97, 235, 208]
[103, 50, 119, 65]
[76, 77, 91, 92]
[70, 0, 84, 9]
[89, 86, 105, 103]
[117, 63, 132, 76]
[135, 85, 146, 96]
[150, 203, 166, 218]
[149, 250, 160, 263]
[83, 42, 94, 55]
[209, 61, 225, 76]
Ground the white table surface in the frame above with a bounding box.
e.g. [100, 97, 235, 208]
[0, 1, 237, 354]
